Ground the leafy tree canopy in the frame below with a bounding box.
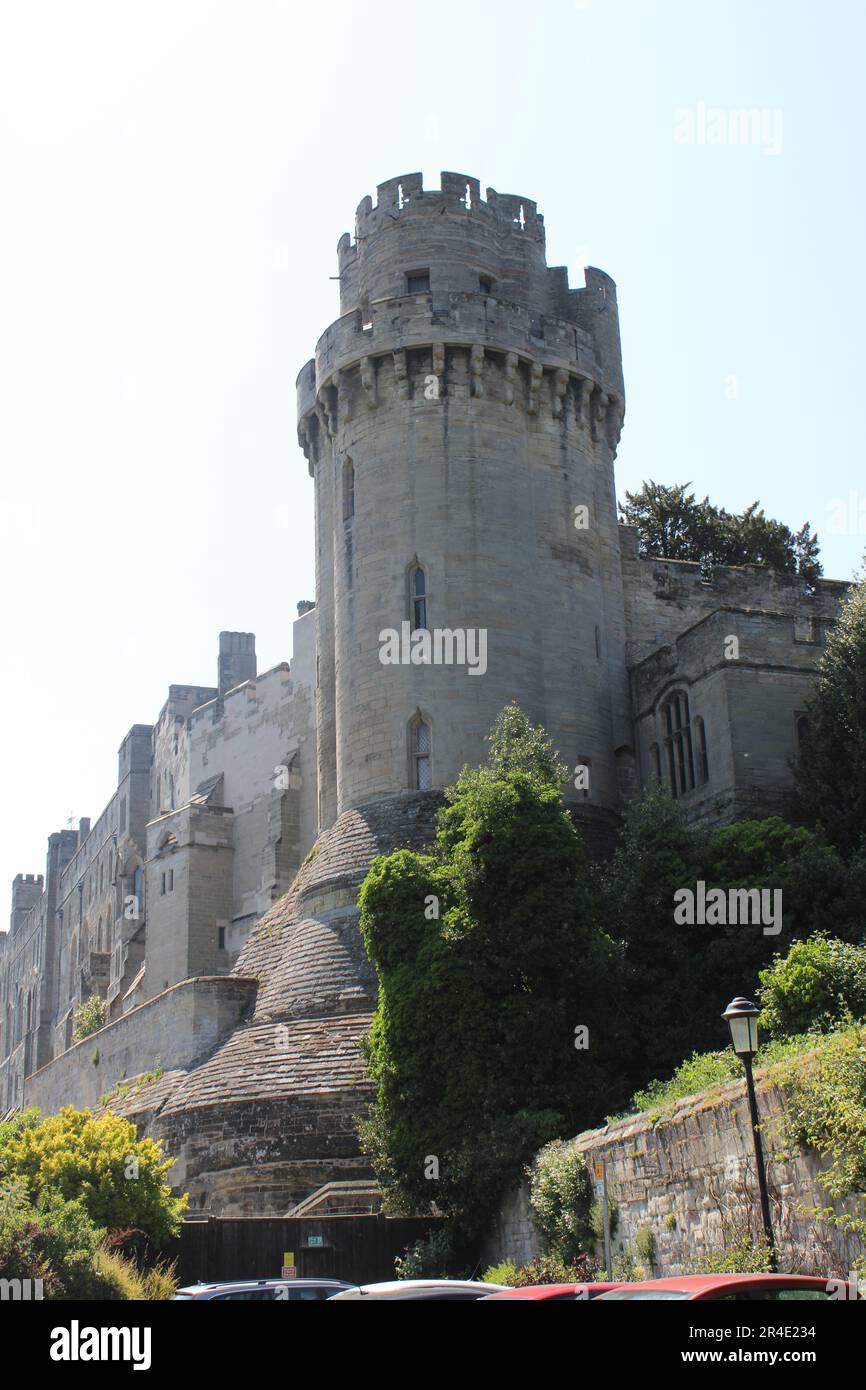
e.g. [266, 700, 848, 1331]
[0, 1106, 187, 1251]
[619, 480, 822, 583]
[358, 704, 617, 1238]
[596, 789, 865, 1093]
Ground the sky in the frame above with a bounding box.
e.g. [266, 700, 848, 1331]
[1, 0, 864, 901]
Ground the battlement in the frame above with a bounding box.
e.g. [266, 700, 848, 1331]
[345, 172, 544, 247]
[334, 172, 618, 355]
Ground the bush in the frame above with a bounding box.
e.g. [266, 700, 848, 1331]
[0, 1105, 187, 1253]
[511, 1253, 601, 1287]
[700, 1237, 774, 1275]
[0, 1177, 178, 1299]
[482, 1260, 518, 1285]
[0, 1179, 64, 1298]
[528, 1140, 595, 1264]
[72, 995, 108, 1043]
[394, 1228, 454, 1280]
[633, 1225, 655, 1268]
[759, 935, 866, 1038]
[0, 1181, 106, 1299]
[780, 1026, 866, 1209]
[90, 1246, 177, 1300]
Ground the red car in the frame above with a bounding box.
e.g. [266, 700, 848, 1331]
[595, 1274, 861, 1301]
[481, 1282, 624, 1301]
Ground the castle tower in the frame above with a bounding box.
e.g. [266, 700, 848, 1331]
[298, 172, 632, 839]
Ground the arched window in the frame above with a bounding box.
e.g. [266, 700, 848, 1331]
[661, 691, 696, 798]
[410, 565, 428, 631]
[410, 715, 432, 790]
[342, 457, 354, 520]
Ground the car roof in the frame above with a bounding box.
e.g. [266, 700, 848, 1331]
[481, 1282, 624, 1299]
[177, 1279, 350, 1293]
[597, 1274, 854, 1298]
[330, 1279, 507, 1298]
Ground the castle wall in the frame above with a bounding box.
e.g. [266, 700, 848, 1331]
[188, 637, 317, 933]
[23, 974, 257, 1116]
[620, 527, 849, 665]
[629, 567, 850, 825]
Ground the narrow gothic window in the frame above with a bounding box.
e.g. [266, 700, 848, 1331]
[694, 717, 709, 784]
[650, 742, 662, 781]
[661, 691, 696, 798]
[413, 718, 432, 790]
[411, 565, 428, 631]
[342, 457, 354, 520]
[796, 715, 810, 749]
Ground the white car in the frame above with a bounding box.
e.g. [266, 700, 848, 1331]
[329, 1280, 508, 1301]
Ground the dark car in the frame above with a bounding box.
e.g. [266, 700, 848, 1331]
[174, 1279, 356, 1300]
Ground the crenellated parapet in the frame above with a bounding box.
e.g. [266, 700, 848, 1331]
[297, 171, 624, 473]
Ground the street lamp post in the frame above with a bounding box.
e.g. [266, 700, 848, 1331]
[722, 996, 777, 1270]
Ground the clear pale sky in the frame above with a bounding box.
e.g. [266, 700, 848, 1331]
[1, 0, 864, 901]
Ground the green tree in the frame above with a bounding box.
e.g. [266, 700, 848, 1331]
[358, 705, 617, 1238]
[794, 572, 866, 856]
[598, 792, 865, 1094]
[0, 1106, 187, 1251]
[759, 935, 866, 1038]
[618, 481, 822, 582]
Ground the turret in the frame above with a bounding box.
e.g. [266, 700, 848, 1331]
[298, 172, 632, 842]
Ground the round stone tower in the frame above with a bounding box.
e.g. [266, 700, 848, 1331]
[297, 171, 633, 842]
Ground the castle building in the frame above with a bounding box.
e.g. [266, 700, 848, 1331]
[0, 174, 848, 1211]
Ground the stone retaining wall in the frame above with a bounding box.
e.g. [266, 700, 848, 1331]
[482, 1065, 864, 1278]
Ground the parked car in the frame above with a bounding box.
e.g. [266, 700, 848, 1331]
[329, 1279, 509, 1301]
[174, 1278, 356, 1300]
[480, 1282, 625, 1300]
[595, 1274, 862, 1301]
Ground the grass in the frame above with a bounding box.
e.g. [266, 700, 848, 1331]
[611, 1030, 829, 1120]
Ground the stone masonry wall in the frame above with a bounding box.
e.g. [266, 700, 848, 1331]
[23, 975, 256, 1115]
[482, 1063, 864, 1278]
